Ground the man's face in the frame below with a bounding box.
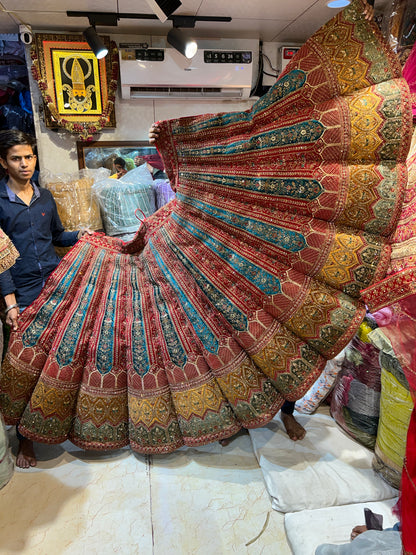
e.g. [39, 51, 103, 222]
[0, 145, 36, 183]
[114, 164, 127, 178]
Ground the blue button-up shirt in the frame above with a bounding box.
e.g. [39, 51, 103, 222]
[0, 178, 79, 308]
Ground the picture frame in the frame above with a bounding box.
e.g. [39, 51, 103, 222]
[31, 33, 118, 140]
[76, 140, 161, 171]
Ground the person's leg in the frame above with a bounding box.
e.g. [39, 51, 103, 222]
[280, 400, 306, 441]
[15, 426, 36, 468]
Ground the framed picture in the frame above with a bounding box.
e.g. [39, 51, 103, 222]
[77, 140, 161, 171]
[31, 33, 118, 140]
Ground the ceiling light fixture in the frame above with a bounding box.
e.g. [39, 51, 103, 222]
[68, 11, 231, 61]
[83, 26, 109, 58]
[67, 11, 232, 27]
[167, 27, 197, 59]
[145, 0, 182, 23]
[326, 0, 351, 7]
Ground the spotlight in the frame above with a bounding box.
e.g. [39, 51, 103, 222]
[167, 27, 197, 59]
[145, 0, 182, 23]
[83, 26, 108, 59]
[326, 0, 351, 7]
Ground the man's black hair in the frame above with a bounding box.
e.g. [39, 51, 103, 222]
[114, 157, 126, 168]
[0, 129, 37, 161]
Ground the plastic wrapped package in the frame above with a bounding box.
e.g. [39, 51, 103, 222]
[41, 168, 107, 257]
[368, 328, 413, 489]
[84, 149, 107, 169]
[153, 178, 176, 210]
[92, 166, 156, 239]
[41, 168, 107, 231]
[380, 0, 416, 62]
[330, 317, 382, 449]
[295, 347, 347, 414]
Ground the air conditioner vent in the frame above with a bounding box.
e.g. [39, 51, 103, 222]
[129, 86, 244, 99]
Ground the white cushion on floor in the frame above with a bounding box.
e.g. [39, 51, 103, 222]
[284, 499, 399, 555]
[248, 412, 397, 513]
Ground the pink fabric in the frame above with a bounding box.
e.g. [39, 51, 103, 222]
[403, 42, 416, 119]
[372, 307, 394, 327]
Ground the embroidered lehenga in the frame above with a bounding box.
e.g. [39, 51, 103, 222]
[0, 0, 412, 454]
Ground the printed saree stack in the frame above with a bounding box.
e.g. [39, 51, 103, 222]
[0, 0, 412, 454]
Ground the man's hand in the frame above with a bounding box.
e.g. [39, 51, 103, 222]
[6, 306, 19, 331]
[77, 228, 94, 240]
[149, 124, 161, 144]
[363, 1, 375, 20]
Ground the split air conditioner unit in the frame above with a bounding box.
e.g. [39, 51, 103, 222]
[119, 44, 255, 100]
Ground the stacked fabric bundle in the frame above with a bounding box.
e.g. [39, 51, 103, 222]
[42, 169, 106, 257]
[330, 318, 382, 449]
[42, 169, 105, 232]
[92, 166, 156, 240]
[368, 328, 413, 489]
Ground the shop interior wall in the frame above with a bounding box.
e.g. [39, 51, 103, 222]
[26, 34, 275, 177]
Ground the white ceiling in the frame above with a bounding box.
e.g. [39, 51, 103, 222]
[0, 0, 386, 44]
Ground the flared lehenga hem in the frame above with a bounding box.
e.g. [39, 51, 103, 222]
[0, 0, 413, 454]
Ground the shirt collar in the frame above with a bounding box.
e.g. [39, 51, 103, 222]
[4, 180, 39, 202]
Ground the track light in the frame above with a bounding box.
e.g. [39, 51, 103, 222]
[83, 26, 108, 59]
[145, 0, 182, 23]
[326, 0, 351, 7]
[167, 27, 197, 59]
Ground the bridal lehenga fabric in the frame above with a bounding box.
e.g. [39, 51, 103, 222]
[0, 228, 18, 275]
[0, 0, 412, 453]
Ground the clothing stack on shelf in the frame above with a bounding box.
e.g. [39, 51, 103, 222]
[0, 35, 33, 134]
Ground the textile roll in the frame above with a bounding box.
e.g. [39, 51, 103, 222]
[373, 366, 413, 489]
[0, 0, 412, 454]
[330, 319, 382, 450]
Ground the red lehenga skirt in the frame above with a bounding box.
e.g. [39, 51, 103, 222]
[0, 0, 412, 454]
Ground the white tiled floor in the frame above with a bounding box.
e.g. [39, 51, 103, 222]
[0, 429, 291, 554]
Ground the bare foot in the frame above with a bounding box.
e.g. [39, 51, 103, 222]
[351, 525, 367, 540]
[16, 438, 37, 468]
[219, 437, 233, 446]
[219, 429, 248, 446]
[281, 412, 306, 441]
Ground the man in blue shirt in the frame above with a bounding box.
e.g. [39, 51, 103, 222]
[0, 129, 92, 468]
